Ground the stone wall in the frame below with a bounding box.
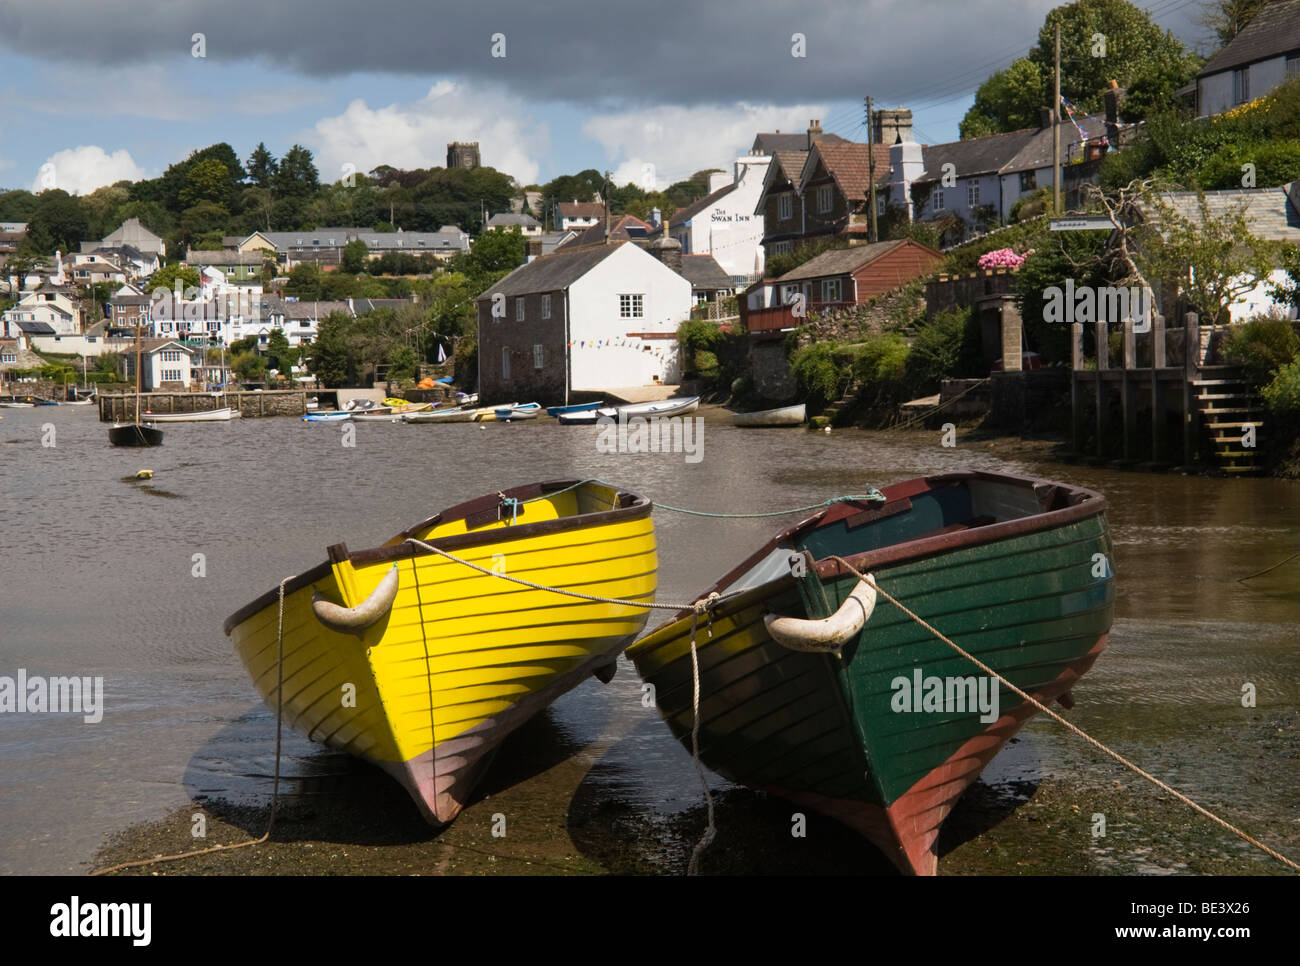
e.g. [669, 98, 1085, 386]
[987, 370, 1069, 431]
[926, 269, 1018, 322]
[99, 390, 310, 421]
[749, 339, 798, 400]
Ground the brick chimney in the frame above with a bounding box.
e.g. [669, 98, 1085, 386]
[806, 119, 824, 151]
[873, 108, 914, 145]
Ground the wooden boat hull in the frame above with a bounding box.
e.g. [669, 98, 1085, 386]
[109, 422, 164, 446]
[628, 470, 1114, 875]
[733, 403, 806, 427]
[557, 396, 700, 424]
[225, 480, 658, 825]
[404, 407, 476, 423]
[546, 401, 603, 417]
[141, 407, 237, 422]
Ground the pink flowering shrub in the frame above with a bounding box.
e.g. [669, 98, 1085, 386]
[977, 248, 1030, 271]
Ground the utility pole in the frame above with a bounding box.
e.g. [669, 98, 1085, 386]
[865, 95, 878, 243]
[1053, 21, 1062, 215]
[603, 171, 612, 244]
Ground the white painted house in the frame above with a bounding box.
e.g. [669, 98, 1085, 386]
[1197, 0, 1300, 117]
[1, 288, 83, 336]
[476, 241, 692, 402]
[660, 155, 770, 284]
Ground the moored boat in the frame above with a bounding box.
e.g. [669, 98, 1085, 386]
[495, 402, 541, 421]
[403, 406, 477, 423]
[628, 470, 1115, 875]
[302, 410, 353, 422]
[224, 480, 658, 825]
[557, 396, 701, 425]
[732, 403, 806, 427]
[109, 422, 164, 446]
[546, 400, 604, 417]
[140, 406, 238, 422]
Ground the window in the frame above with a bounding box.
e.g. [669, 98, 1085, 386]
[162, 368, 182, 382]
[1020, 170, 1037, 192]
[694, 292, 708, 305]
[771, 241, 793, 256]
[501, 347, 511, 382]
[619, 294, 643, 318]
[533, 344, 544, 369]
[515, 297, 525, 321]
[1233, 67, 1250, 104]
[877, 194, 887, 215]
[821, 278, 842, 302]
[817, 185, 833, 213]
[781, 284, 800, 304]
[778, 194, 793, 220]
[1288, 54, 1300, 76]
[932, 190, 945, 213]
[541, 294, 552, 319]
[967, 181, 980, 207]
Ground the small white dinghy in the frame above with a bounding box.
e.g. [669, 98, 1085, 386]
[140, 406, 239, 422]
[732, 403, 806, 427]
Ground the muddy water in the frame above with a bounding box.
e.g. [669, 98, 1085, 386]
[1, 405, 1296, 874]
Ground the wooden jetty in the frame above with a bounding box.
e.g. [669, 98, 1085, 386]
[1070, 313, 1263, 473]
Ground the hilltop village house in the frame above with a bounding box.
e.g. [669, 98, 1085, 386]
[476, 240, 692, 403]
[1196, 0, 1300, 116]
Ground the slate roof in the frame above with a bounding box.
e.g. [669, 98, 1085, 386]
[773, 240, 916, 283]
[282, 300, 353, 320]
[15, 320, 57, 334]
[257, 228, 468, 252]
[186, 250, 264, 266]
[1200, 0, 1300, 75]
[556, 201, 605, 220]
[478, 243, 623, 300]
[487, 213, 541, 229]
[1137, 182, 1300, 242]
[677, 255, 732, 290]
[562, 214, 654, 248]
[913, 119, 1107, 184]
[752, 132, 848, 155]
[666, 183, 737, 229]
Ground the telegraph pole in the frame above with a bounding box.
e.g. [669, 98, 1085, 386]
[865, 96, 878, 243]
[1053, 22, 1062, 214]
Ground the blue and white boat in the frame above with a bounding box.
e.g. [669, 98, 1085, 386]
[546, 400, 604, 418]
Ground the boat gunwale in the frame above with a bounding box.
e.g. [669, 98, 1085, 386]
[223, 479, 651, 636]
[632, 469, 1108, 647]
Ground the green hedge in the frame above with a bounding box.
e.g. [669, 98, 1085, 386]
[1223, 316, 1300, 386]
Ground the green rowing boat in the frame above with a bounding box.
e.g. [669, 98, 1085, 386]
[628, 470, 1115, 875]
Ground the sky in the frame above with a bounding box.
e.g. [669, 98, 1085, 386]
[0, 0, 1209, 198]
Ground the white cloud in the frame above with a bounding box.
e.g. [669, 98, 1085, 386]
[306, 81, 548, 186]
[31, 146, 146, 195]
[582, 102, 832, 188]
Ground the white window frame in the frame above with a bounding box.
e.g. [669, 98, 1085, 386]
[778, 194, 793, 221]
[817, 184, 833, 214]
[541, 294, 551, 319]
[821, 278, 842, 303]
[619, 294, 644, 319]
[533, 344, 544, 369]
[967, 181, 980, 208]
[515, 296, 525, 321]
[1233, 67, 1250, 104]
[932, 189, 945, 213]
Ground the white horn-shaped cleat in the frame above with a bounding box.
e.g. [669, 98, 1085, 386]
[312, 565, 400, 633]
[765, 575, 877, 652]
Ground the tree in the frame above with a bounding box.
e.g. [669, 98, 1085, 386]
[284, 263, 323, 299]
[1197, 0, 1271, 48]
[266, 328, 292, 372]
[464, 226, 525, 275]
[275, 145, 320, 198]
[180, 158, 233, 209]
[341, 239, 369, 274]
[246, 143, 278, 188]
[177, 201, 230, 249]
[960, 0, 1200, 136]
[26, 190, 88, 254]
[308, 311, 354, 386]
[147, 264, 201, 297]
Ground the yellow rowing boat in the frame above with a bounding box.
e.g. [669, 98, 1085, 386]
[224, 480, 657, 824]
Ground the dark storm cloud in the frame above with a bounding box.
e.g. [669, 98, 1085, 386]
[0, 0, 1084, 106]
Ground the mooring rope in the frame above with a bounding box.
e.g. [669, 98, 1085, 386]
[90, 576, 292, 876]
[823, 555, 1300, 874]
[686, 593, 721, 876]
[888, 377, 991, 432]
[508, 478, 884, 519]
[1236, 550, 1300, 583]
